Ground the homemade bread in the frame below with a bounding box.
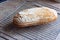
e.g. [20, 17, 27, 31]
[13, 7, 58, 27]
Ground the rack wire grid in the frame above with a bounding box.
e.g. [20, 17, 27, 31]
[0, 1, 60, 40]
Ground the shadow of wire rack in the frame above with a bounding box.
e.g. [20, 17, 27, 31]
[0, 1, 60, 40]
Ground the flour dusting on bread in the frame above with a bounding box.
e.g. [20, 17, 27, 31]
[18, 7, 57, 22]
[13, 7, 58, 27]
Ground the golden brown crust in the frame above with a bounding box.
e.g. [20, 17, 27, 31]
[13, 7, 58, 27]
[13, 13, 57, 27]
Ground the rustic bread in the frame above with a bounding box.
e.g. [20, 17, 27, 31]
[13, 7, 58, 27]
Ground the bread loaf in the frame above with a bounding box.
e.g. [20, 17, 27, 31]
[13, 7, 58, 27]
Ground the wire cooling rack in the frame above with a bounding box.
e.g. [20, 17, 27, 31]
[0, 1, 60, 40]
